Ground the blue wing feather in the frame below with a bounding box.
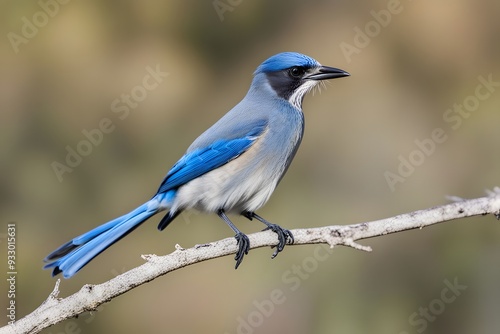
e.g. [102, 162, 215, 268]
[156, 120, 267, 194]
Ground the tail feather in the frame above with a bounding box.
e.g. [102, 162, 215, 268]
[44, 201, 159, 278]
[157, 210, 182, 231]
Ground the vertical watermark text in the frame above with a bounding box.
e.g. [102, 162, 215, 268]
[6, 223, 17, 325]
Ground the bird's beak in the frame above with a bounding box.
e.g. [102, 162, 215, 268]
[306, 66, 350, 81]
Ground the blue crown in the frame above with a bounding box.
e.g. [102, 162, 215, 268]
[255, 52, 320, 74]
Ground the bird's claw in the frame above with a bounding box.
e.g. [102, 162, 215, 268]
[234, 232, 250, 269]
[262, 224, 294, 258]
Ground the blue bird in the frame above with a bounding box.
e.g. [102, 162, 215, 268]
[44, 52, 349, 278]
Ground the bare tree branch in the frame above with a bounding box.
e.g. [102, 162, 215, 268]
[2, 188, 500, 334]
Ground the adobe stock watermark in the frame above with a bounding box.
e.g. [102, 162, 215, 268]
[339, 0, 420, 64]
[385, 74, 499, 191]
[51, 64, 169, 182]
[6, 223, 17, 325]
[399, 277, 467, 334]
[7, 0, 72, 54]
[213, 0, 243, 21]
[224, 244, 334, 334]
[339, 0, 414, 64]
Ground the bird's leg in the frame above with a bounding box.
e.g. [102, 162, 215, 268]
[242, 211, 294, 258]
[217, 209, 250, 269]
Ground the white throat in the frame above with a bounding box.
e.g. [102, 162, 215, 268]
[288, 80, 318, 110]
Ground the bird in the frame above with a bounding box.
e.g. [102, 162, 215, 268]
[44, 52, 349, 278]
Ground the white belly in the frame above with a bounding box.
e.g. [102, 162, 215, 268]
[170, 137, 281, 214]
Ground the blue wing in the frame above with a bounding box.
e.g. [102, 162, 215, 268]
[156, 119, 268, 194]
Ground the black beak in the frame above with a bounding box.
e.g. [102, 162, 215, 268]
[306, 66, 350, 81]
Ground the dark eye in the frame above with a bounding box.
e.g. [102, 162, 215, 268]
[288, 66, 305, 78]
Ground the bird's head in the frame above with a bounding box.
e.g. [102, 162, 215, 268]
[253, 52, 349, 110]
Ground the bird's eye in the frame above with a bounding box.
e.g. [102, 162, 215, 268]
[288, 66, 305, 78]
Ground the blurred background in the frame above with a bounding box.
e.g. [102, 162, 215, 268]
[1, 1, 500, 333]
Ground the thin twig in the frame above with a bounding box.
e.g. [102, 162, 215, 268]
[2, 188, 499, 334]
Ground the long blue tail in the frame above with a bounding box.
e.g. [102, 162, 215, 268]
[44, 199, 161, 278]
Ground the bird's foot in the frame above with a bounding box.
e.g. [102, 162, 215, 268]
[234, 232, 250, 269]
[262, 224, 294, 258]
[242, 211, 294, 259]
